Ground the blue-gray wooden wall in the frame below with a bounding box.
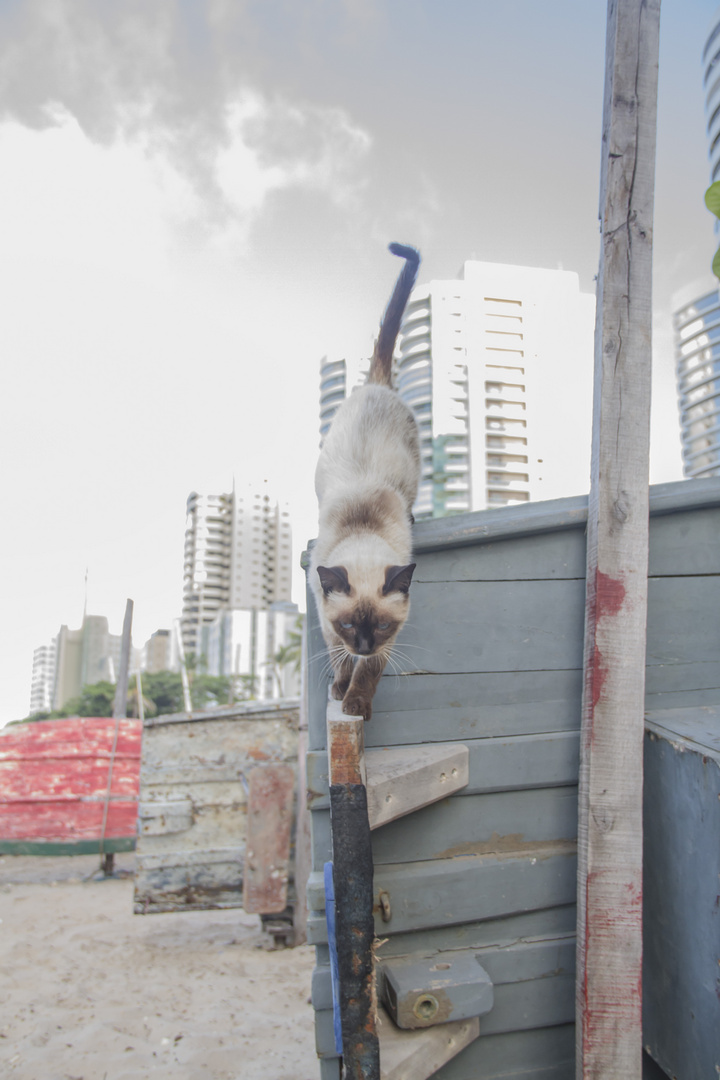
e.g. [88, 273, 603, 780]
[303, 479, 720, 1080]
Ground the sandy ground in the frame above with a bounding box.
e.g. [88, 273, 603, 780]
[0, 854, 319, 1080]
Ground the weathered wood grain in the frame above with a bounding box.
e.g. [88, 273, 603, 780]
[311, 785, 578, 872]
[307, 732, 578, 811]
[643, 707, 720, 1079]
[0, 716, 141, 848]
[576, 1, 661, 1075]
[377, 1005, 479, 1080]
[134, 702, 299, 914]
[242, 764, 295, 915]
[307, 847, 577, 942]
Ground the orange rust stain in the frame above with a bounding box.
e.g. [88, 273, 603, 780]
[331, 728, 363, 785]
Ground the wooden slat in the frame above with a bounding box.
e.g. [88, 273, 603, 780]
[365, 743, 468, 829]
[306, 848, 577, 942]
[242, 763, 295, 915]
[307, 732, 577, 811]
[576, 1, 661, 1075]
[0, 717, 141, 845]
[377, 1006, 479, 1080]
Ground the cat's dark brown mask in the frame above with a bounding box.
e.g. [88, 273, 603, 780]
[317, 562, 416, 657]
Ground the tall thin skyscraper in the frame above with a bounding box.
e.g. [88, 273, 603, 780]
[180, 482, 292, 661]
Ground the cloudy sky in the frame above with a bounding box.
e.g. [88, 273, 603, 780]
[1, 0, 718, 726]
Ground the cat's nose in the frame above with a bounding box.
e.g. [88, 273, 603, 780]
[356, 638, 373, 655]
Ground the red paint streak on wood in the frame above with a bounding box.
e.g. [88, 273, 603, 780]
[595, 570, 627, 619]
[584, 569, 627, 722]
[0, 717, 141, 842]
[582, 870, 643, 1058]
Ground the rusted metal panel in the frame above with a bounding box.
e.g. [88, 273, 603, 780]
[134, 700, 300, 914]
[0, 717, 141, 850]
[243, 763, 295, 914]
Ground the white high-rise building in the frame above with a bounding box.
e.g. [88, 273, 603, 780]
[180, 482, 293, 662]
[669, 11, 720, 478]
[29, 640, 57, 715]
[396, 261, 595, 517]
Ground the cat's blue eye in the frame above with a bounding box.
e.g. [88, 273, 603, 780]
[377, 622, 390, 631]
[340, 621, 353, 629]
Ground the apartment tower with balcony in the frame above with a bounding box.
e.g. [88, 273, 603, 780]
[396, 261, 595, 517]
[180, 482, 293, 675]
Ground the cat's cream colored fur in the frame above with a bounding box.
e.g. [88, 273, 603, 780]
[310, 245, 420, 720]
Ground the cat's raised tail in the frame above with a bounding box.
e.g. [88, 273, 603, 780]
[368, 242, 420, 387]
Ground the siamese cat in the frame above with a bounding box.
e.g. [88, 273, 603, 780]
[311, 243, 421, 721]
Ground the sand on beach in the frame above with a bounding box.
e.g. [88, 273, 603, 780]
[0, 854, 319, 1080]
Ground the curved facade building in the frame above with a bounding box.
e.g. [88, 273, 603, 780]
[319, 357, 347, 441]
[704, 8, 720, 183]
[671, 11, 720, 478]
[673, 282, 720, 477]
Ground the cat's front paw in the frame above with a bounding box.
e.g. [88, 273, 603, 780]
[342, 693, 373, 721]
[331, 678, 350, 701]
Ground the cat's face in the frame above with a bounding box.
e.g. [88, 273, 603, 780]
[317, 563, 415, 657]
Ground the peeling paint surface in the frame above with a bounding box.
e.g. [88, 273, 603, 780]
[0, 717, 141, 846]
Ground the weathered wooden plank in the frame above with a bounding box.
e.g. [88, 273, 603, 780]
[0, 716, 142, 760]
[415, 529, 586, 584]
[647, 506, 720, 576]
[134, 701, 300, 916]
[372, 904, 578, 960]
[397, 578, 586, 675]
[366, 744, 468, 828]
[642, 708, 720, 1080]
[307, 732, 578, 811]
[315, 955, 575, 1054]
[372, 669, 584, 740]
[242, 763, 294, 915]
[0, 758, 141, 799]
[0, 800, 138, 843]
[139, 715, 298, 784]
[576, 0, 661, 1074]
[371, 786, 577, 865]
[134, 855, 244, 913]
[311, 785, 578, 872]
[432, 1024, 575, 1080]
[414, 503, 720, 585]
[137, 797, 193, 836]
[142, 699, 301, 727]
[307, 848, 576, 942]
[378, 1005, 479, 1080]
[410, 479, 720, 554]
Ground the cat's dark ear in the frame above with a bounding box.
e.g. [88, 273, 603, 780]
[383, 563, 416, 595]
[317, 565, 351, 596]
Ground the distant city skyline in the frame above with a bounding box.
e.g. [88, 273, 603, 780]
[3, 1, 719, 725]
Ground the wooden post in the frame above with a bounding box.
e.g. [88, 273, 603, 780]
[102, 598, 134, 875]
[576, 1, 660, 1076]
[326, 700, 380, 1080]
